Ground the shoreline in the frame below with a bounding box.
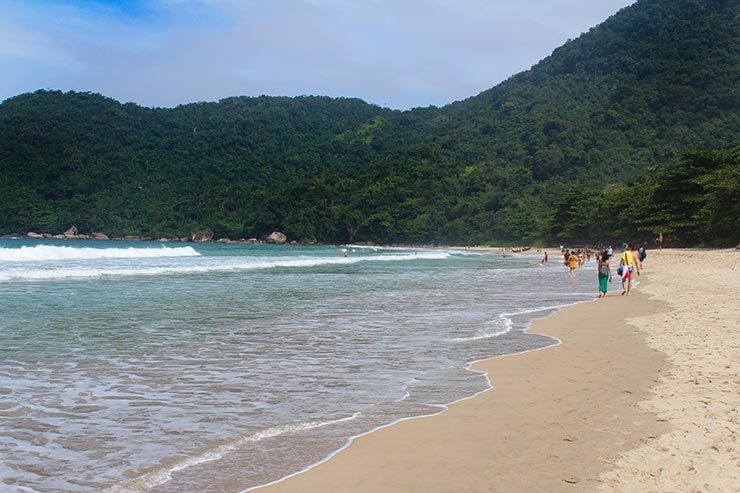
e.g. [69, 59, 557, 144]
[252, 249, 738, 492]
[241, 304, 576, 493]
[250, 268, 663, 492]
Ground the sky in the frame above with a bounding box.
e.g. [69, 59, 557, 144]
[1, 0, 636, 109]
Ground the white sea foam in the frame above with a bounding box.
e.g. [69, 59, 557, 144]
[451, 317, 514, 342]
[501, 302, 581, 318]
[0, 252, 450, 282]
[447, 250, 483, 256]
[105, 413, 361, 493]
[344, 244, 423, 252]
[0, 245, 200, 262]
[451, 301, 592, 342]
[344, 244, 382, 251]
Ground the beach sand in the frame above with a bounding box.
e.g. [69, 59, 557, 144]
[255, 249, 738, 493]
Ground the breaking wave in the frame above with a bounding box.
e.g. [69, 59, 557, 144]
[0, 245, 201, 262]
[0, 252, 450, 282]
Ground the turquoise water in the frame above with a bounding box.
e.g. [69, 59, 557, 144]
[0, 239, 596, 492]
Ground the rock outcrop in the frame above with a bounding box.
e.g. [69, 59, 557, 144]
[191, 229, 213, 242]
[264, 231, 287, 244]
[26, 232, 44, 238]
[91, 232, 110, 240]
[63, 226, 79, 237]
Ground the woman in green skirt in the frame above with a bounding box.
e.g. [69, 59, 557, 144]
[597, 250, 612, 298]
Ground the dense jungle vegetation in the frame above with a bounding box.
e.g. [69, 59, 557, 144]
[1, 0, 738, 246]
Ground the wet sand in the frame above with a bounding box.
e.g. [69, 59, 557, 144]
[254, 249, 738, 492]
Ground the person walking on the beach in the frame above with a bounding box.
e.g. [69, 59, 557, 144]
[657, 232, 663, 252]
[619, 244, 640, 295]
[637, 243, 647, 268]
[568, 251, 578, 275]
[597, 250, 611, 298]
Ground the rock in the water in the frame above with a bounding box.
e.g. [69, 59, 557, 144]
[26, 232, 43, 238]
[91, 232, 110, 240]
[191, 229, 213, 242]
[63, 226, 79, 237]
[265, 231, 287, 244]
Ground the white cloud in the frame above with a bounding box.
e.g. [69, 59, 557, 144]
[1, 0, 636, 108]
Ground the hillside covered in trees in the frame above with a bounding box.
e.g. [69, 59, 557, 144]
[1, 0, 738, 246]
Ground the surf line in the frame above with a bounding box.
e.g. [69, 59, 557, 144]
[239, 298, 598, 492]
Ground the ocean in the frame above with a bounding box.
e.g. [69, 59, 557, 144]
[0, 239, 596, 492]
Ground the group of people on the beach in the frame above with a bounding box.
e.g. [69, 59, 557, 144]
[560, 247, 593, 274]
[557, 243, 648, 297]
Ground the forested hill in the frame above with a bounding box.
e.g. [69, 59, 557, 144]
[1, 0, 738, 245]
[0, 93, 400, 237]
[437, 0, 738, 179]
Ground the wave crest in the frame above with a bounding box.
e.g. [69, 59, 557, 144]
[0, 245, 201, 262]
[0, 251, 450, 281]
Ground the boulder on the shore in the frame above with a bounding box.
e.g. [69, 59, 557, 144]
[26, 231, 43, 238]
[245, 238, 259, 244]
[265, 231, 287, 244]
[191, 229, 213, 242]
[91, 232, 109, 240]
[63, 226, 79, 237]
[52, 234, 65, 239]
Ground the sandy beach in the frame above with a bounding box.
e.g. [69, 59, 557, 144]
[255, 249, 739, 492]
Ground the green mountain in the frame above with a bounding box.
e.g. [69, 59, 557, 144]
[1, 0, 738, 245]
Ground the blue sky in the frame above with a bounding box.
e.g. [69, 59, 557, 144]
[1, 0, 636, 109]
